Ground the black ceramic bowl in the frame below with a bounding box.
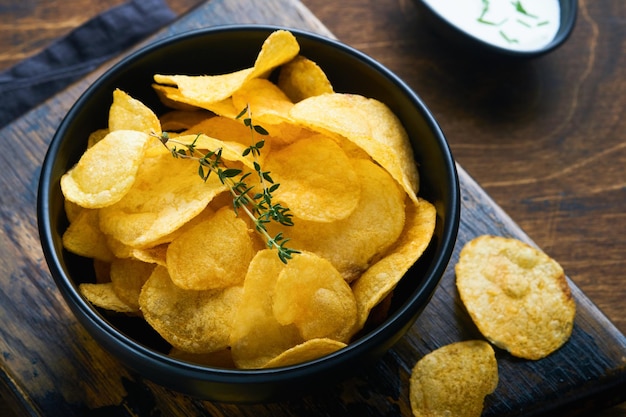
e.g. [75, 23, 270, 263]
[414, 0, 577, 58]
[38, 25, 460, 403]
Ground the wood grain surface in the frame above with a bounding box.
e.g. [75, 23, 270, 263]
[0, 0, 625, 416]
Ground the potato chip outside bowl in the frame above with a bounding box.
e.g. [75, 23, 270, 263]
[37, 25, 460, 403]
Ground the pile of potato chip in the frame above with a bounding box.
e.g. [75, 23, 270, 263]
[60, 30, 437, 369]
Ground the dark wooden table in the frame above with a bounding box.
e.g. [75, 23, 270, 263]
[1, 0, 625, 416]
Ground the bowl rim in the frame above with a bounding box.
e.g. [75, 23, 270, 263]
[415, 0, 578, 58]
[37, 24, 460, 387]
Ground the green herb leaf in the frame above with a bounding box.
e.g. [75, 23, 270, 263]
[221, 168, 242, 178]
[511, 1, 538, 18]
[254, 125, 269, 135]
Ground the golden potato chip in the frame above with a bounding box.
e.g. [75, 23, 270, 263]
[262, 338, 346, 369]
[260, 121, 315, 147]
[186, 97, 240, 119]
[159, 110, 213, 132]
[110, 258, 155, 310]
[352, 197, 436, 329]
[170, 133, 255, 170]
[271, 158, 405, 282]
[154, 68, 252, 109]
[154, 84, 240, 118]
[290, 93, 419, 202]
[106, 236, 168, 266]
[455, 235, 576, 360]
[250, 29, 301, 78]
[232, 78, 294, 126]
[98, 152, 227, 248]
[62, 209, 114, 262]
[166, 207, 255, 290]
[104, 235, 134, 259]
[139, 266, 243, 354]
[61, 130, 153, 209]
[86, 128, 109, 148]
[230, 250, 303, 369]
[64, 199, 83, 223]
[151, 83, 204, 112]
[183, 115, 253, 145]
[278, 55, 334, 102]
[79, 282, 136, 314]
[153, 30, 299, 110]
[265, 134, 360, 222]
[140, 205, 216, 250]
[109, 89, 161, 135]
[410, 340, 498, 417]
[272, 251, 357, 343]
[131, 244, 168, 267]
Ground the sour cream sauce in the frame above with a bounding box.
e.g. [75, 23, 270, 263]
[423, 0, 560, 51]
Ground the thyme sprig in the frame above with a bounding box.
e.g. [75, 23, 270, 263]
[156, 105, 300, 264]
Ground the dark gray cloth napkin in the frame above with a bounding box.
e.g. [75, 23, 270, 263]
[0, 0, 176, 129]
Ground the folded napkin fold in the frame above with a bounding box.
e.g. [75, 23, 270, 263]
[0, 0, 176, 129]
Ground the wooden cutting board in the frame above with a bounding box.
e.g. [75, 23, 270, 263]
[0, 0, 624, 415]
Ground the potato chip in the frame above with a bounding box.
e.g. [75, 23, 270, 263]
[104, 235, 134, 259]
[154, 68, 253, 109]
[171, 133, 255, 170]
[154, 84, 241, 118]
[232, 78, 294, 126]
[183, 116, 280, 169]
[230, 250, 303, 369]
[110, 258, 155, 311]
[410, 340, 498, 417]
[262, 338, 346, 369]
[98, 152, 227, 248]
[153, 30, 299, 110]
[278, 55, 334, 103]
[250, 29, 301, 78]
[260, 121, 315, 147]
[141, 205, 216, 249]
[271, 158, 405, 282]
[62, 208, 114, 262]
[86, 128, 109, 148]
[131, 244, 168, 267]
[61, 130, 153, 209]
[166, 207, 255, 290]
[184, 115, 255, 145]
[109, 89, 161, 135]
[352, 197, 436, 329]
[290, 93, 419, 202]
[455, 235, 576, 360]
[159, 110, 213, 132]
[79, 282, 136, 314]
[106, 235, 170, 266]
[63, 199, 83, 224]
[272, 251, 357, 343]
[139, 266, 243, 354]
[265, 134, 360, 222]
[151, 83, 204, 112]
